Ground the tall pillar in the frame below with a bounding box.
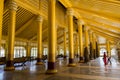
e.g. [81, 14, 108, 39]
[46, 0, 57, 74]
[4, 0, 17, 71]
[98, 44, 100, 57]
[64, 29, 67, 58]
[96, 42, 99, 57]
[4, 41, 8, 58]
[56, 47, 59, 57]
[84, 26, 89, 63]
[0, 0, 4, 48]
[75, 34, 78, 56]
[89, 31, 93, 59]
[106, 40, 111, 57]
[92, 33, 96, 59]
[95, 37, 99, 58]
[67, 8, 76, 67]
[117, 48, 120, 60]
[36, 15, 43, 65]
[78, 19, 84, 62]
[58, 46, 61, 55]
[26, 42, 31, 58]
[42, 46, 44, 55]
[55, 26, 58, 58]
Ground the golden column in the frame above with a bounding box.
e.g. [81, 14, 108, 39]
[67, 8, 76, 67]
[106, 40, 111, 57]
[46, 0, 57, 74]
[89, 31, 93, 59]
[95, 36, 99, 58]
[92, 33, 96, 59]
[77, 19, 83, 62]
[58, 46, 61, 55]
[75, 34, 79, 56]
[36, 15, 43, 65]
[26, 42, 31, 58]
[98, 43, 100, 57]
[42, 46, 44, 55]
[0, 0, 4, 47]
[84, 26, 89, 63]
[4, 0, 17, 71]
[56, 26, 58, 58]
[64, 29, 67, 58]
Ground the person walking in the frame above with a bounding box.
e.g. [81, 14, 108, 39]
[107, 56, 112, 65]
[103, 52, 108, 71]
[103, 52, 107, 66]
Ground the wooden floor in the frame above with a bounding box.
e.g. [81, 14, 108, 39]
[0, 57, 120, 80]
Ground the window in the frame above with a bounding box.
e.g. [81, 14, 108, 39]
[100, 48, 107, 56]
[14, 46, 26, 58]
[111, 48, 117, 56]
[60, 48, 64, 55]
[31, 47, 37, 58]
[43, 48, 48, 55]
[0, 47, 5, 57]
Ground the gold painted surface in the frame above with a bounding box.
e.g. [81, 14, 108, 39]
[1, 0, 120, 50]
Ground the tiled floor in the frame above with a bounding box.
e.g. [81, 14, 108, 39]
[0, 57, 120, 80]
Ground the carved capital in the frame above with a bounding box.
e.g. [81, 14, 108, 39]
[9, 1, 17, 11]
[77, 19, 84, 25]
[89, 30, 93, 34]
[84, 26, 89, 31]
[67, 8, 74, 16]
[63, 28, 67, 33]
[36, 15, 43, 22]
[56, 25, 58, 29]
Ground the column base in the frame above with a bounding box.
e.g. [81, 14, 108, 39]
[79, 57, 84, 63]
[46, 69, 57, 74]
[46, 62, 57, 74]
[90, 58, 94, 60]
[68, 63, 76, 67]
[75, 54, 79, 58]
[94, 49, 96, 59]
[79, 56, 84, 60]
[90, 42, 93, 60]
[36, 62, 43, 65]
[64, 55, 67, 59]
[91, 57, 94, 60]
[4, 60, 15, 71]
[79, 60, 84, 63]
[68, 58, 76, 67]
[4, 66, 15, 71]
[36, 58, 43, 65]
[84, 47, 90, 63]
[90, 54, 94, 60]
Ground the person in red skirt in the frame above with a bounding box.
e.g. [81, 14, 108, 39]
[103, 52, 107, 66]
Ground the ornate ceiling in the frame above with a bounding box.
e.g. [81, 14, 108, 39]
[2, 0, 120, 47]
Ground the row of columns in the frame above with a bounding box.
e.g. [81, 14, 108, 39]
[0, 0, 112, 74]
[3, 0, 45, 70]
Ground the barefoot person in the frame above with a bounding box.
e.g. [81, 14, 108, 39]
[103, 52, 107, 66]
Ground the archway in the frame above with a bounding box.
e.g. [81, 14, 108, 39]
[100, 48, 107, 56]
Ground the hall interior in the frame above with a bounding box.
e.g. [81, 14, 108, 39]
[0, 0, 120, 80]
